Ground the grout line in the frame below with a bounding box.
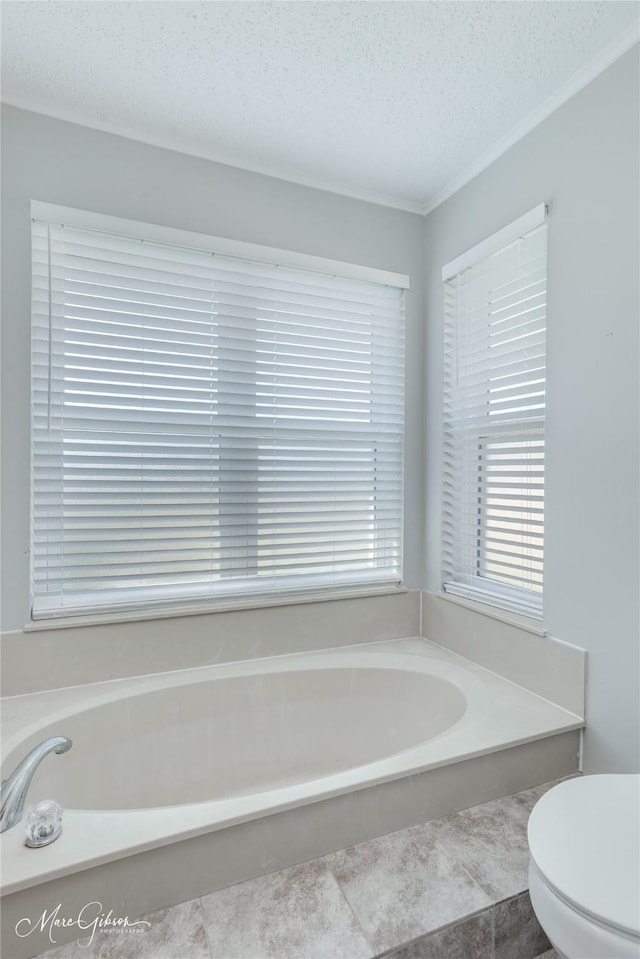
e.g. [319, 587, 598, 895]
[322, 861, 378, 958]
[490, 899, 496, 959]
[197, 896, 215, 959]
[438, 843, 507, 910]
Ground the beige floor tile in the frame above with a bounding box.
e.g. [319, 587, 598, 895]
[423, 790, 534, 901]
[200, 858, 372, 959]
[325, 821, 491, 953]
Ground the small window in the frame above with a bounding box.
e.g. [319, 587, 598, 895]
[441, 206, 547, 618]
[30, 205, 407, 619]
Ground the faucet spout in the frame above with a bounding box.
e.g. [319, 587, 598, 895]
[0, 736, 72, 833]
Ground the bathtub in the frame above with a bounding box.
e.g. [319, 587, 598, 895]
[5, 659, 468, 812]
[1, 637, 583, 957]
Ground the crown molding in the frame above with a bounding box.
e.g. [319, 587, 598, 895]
[0, 97, 425, 216]
[421, 23, 640, 216]
[3, 21, 638, 219]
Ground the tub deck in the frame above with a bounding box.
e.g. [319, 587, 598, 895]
[1, 637, 583, 958]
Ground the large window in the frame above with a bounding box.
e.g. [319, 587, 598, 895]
[31, 204, 406, 619]
[441, 205, 547, 618]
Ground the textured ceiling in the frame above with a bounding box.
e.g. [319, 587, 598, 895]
[2, 1, 638, 212]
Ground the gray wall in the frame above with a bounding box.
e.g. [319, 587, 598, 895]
[0, 105, 425, 632]
[424, 47, 640, 773]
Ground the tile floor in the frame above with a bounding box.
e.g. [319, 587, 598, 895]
[34, 781, 561, 959]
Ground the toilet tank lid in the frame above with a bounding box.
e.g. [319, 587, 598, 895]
[528, 775, 640, 938]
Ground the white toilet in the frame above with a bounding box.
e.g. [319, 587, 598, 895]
[528, 774, 640, 959]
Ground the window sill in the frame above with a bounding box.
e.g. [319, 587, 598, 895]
[436, 590, 547, 637]
[23, 584, 408, 632]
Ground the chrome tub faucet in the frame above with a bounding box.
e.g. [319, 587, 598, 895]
[0, 736, 72, 833]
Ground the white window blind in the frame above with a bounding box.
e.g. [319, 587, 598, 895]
[31, 211, 405, 619]
[441, 206, 547, 618]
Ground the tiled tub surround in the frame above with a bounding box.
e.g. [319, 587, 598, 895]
[0, 591, 421, 698]
[1, 639, 582, 957]
[421, 592, 587, 717]
[30, 782, 562, 959]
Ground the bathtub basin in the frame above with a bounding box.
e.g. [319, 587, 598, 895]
[4, 666, 466, 811]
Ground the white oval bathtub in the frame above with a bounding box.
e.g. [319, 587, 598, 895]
[10, 666, 466, 809]
[1, 637, 583, 901]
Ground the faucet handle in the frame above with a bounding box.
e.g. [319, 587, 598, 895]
[25, 799, 63, 847]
